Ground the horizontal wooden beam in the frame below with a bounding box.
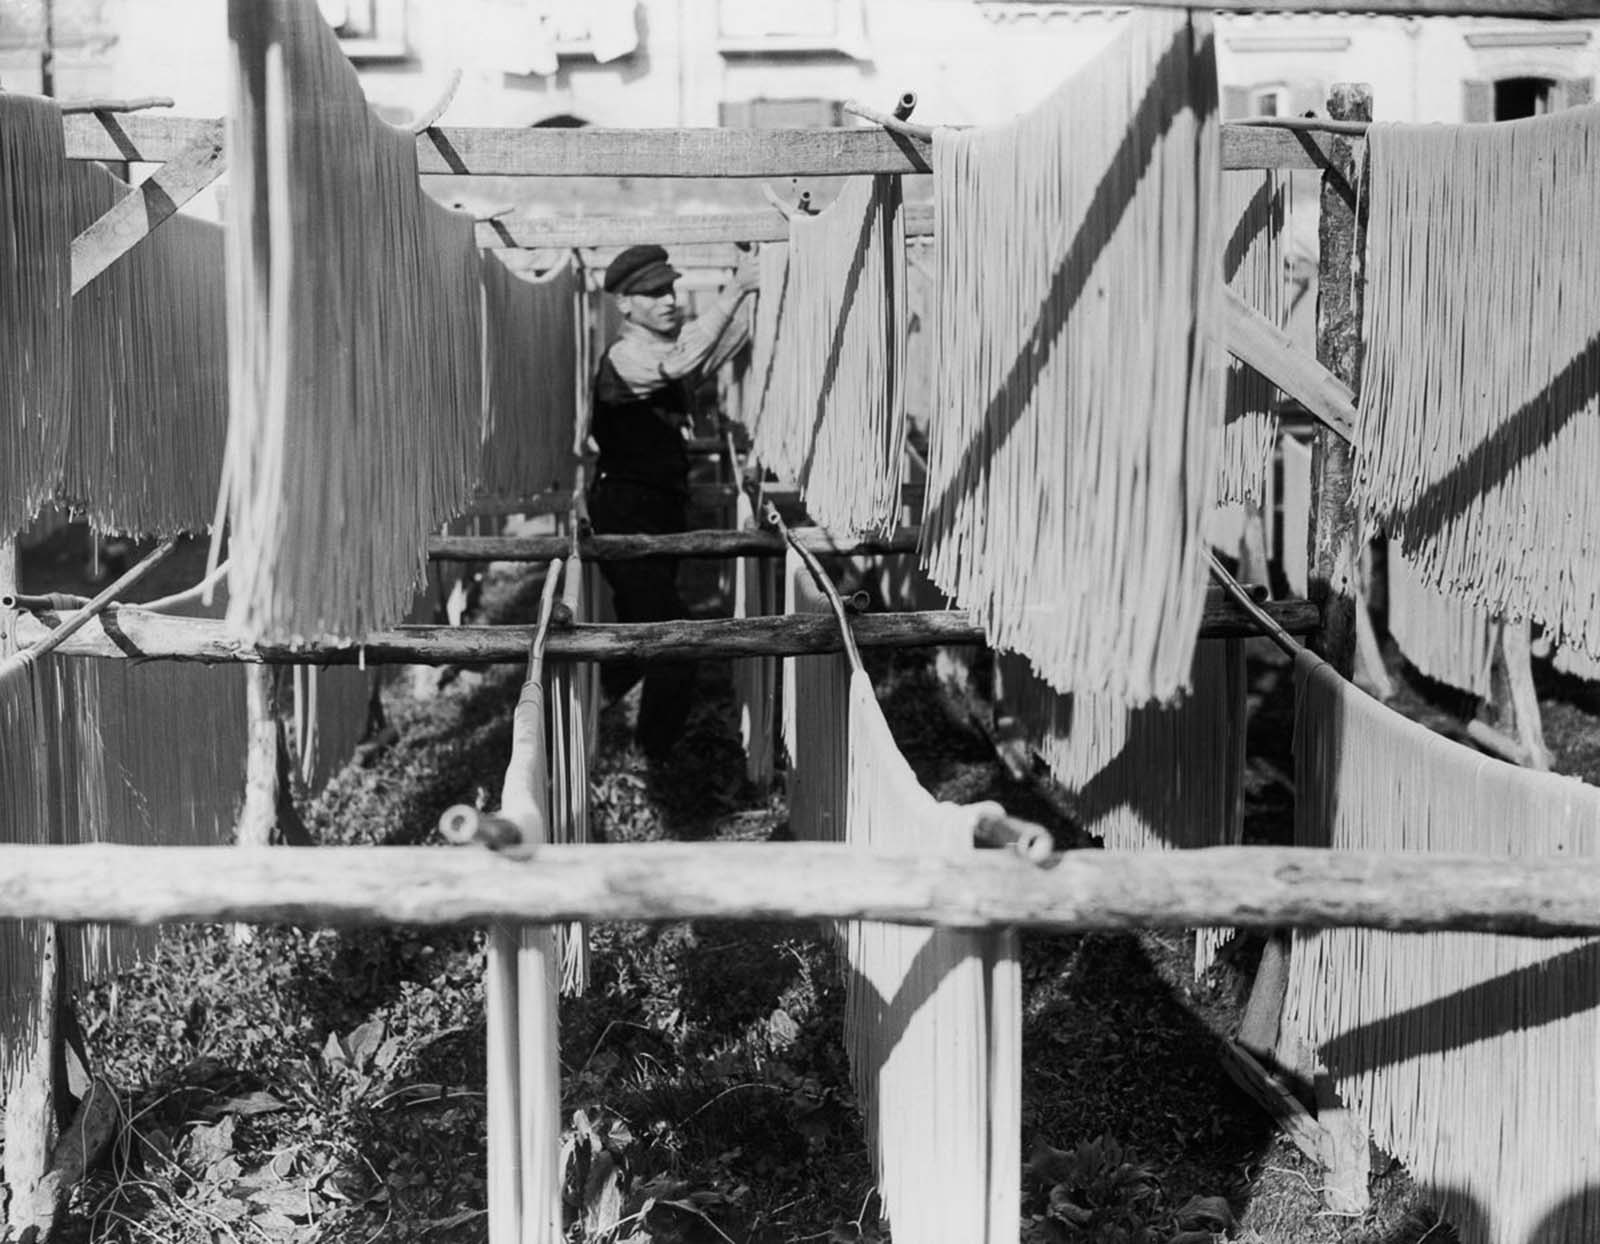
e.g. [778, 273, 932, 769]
[59, 115, 1332, 175]
[1, 843, 1597, 935]
[1218, 287, 1357, 443]
[7, 597, 1317, 666]
[480, 203, 937, 250]
[428, 527, 921, 562]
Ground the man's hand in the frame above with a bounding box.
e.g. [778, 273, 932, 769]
[731, 248, 761, 296]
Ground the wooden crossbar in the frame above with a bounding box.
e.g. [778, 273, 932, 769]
[2, 843, 1598, 935]
[58, 115, 1337, 173]
[428, 527, 921, 562]
[8, 598, 1318, 666]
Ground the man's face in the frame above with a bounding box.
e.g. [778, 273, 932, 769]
[623, 285, 681, 336]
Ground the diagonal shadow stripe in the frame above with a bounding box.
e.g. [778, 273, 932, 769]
[1222, 174, 1276, 285]
[1390, 330, 1600, 553]
[920, 23, 1211, 549]
[1316, 938, 1600, 1078]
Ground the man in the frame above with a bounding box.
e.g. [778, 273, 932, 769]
[587, 242, 759, 759]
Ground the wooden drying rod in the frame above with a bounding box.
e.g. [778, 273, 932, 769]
[6, 594, 1316, 667]
[3, 842, 1600, 937]
[429, 526, 921, 562]
[58, 114, 1344, 175]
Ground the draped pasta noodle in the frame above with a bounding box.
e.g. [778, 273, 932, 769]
[1358, 108, 1600, 659]
[732, 488, 778, 786]
[782, 549, 849, 847]
[549, 562, 595, 995]
[0, 93, 72, 536]
[751, 179, 906, 534]
[922, 12, 1222, 704]
[288, 665, 376, 791]
[1386, 539, 1495, 698]
[61, 162, 228, 537]
[223, 0, 484, 642]
[844, 672, 1020, 1244]
[1285, 650, 1600, 1244]
[1280, 433, 1312, 597]
[995, 641, 1245, 974]
[743, 241, 789, 451]
[1218, 171, 1288, 506]
[479, 252, 581, 498]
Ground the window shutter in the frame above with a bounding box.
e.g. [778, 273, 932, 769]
[1462, 79, 1493, 122]
[1222, 85, 1251, 120]
[1566, 77, 1594, 108]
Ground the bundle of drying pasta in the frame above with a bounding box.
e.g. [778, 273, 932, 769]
[782, 547, 851, 846]
[223, 0, 484, 642]
[1386, 540, 1495, 698]
[1279, 434, 1312, 597]
[0, 93, 72, 536]
[287, 664, 376, 791]
[752, 178, 907, 534]
[843, 671, 1020, 1242]
[743, 241, 790, 451]
[996, 640, 1245, 973]
[732, 488, 779, 786]
[548, 560, 594, 995]
[922, 11, 1222, 704]
[61, 162, 228, 537]
[1286, 650, 1600, 1244]
[1358, 107, 1600, 660]
[1218, 171, 1288, 506]
[478, 251, 581, 499]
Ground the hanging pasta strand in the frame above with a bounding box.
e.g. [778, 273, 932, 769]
[781, 548, 850, 847]
[61, 162, 228, 537]
[222, 0, 484, 642]
[1285, 650, 1600, 1244]
[843, 671, 1020, 1243]
[732, 487, 778, 786]
[0, 93, 72, 536]
[1386, 539, 1496, 698]
[922, 11, 1222, 705]
[994, 640, 1245, 974]
[285, 664, 376, 791]
[1217, 170, 1288, 506]
[1358, 107, 1600, 659]
[479, 251, 581, 499]
[1279, 433, 1312, 597]
[751, 178, 906, 534]
[548, 556, 593, 995]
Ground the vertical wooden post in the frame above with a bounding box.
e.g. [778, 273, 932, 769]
[1, 535, 61, 1238]
[1300, 81, 1375, 1216]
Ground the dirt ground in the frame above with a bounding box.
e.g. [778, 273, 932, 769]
[8, 526, 1594, 1243]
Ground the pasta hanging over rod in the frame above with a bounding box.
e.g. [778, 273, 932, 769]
[994, 640, 1246, 974]
[478, 251, 582, 500]
[783, 552, 1019, 1241]
[1286, 650, 1600, 1244]
[1357, 106, 1600, 659]
[62, 162, 229, 538]
[1385, 540, 1496, 699]
[0, 92, 72, 537]
[1217, 170, 1288, 507]
[732, 486, 779, 787]
[751, 177, 907, 535]
[222, 0, 484, 642]
[921, 10, 1223, 705]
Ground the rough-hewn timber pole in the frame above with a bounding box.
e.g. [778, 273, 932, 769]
[428, 527, 922, 562]
[10, 599, 1320, 666]
[3, 844, 1600, 935]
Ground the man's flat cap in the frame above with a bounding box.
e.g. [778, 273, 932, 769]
[604, 244, 681, 296]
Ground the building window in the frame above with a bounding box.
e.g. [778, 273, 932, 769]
[717, 0, 867, 56]
[1251, 85, 1289, 118]
[1495, 76, 1556, 118]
